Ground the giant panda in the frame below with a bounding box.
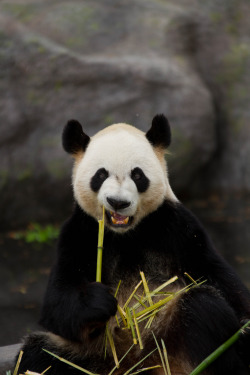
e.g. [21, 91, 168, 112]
[17, 114, 250, 375]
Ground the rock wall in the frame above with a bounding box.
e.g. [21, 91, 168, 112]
[0, 0, 250, 229]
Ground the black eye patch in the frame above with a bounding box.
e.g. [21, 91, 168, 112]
[131, 167, 150, 193]
[90, 168, 109, 192]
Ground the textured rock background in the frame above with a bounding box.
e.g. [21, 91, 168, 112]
[2, 0, 250, 228]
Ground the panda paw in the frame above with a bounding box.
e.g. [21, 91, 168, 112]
[81, 282, 117, 324]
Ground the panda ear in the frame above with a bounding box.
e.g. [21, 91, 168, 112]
[62, 120, 90, 155]
[146, 114, 171, 148]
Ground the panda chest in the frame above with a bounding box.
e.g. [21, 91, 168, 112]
[101, 246, 173, 289]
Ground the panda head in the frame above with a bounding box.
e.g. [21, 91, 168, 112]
[62, 114, 177, 233]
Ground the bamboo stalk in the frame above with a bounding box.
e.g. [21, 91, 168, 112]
[135, 294, 175, 318]
[136, 280, 205, 319]
[115, 314, 120, 327]
[137, 307, 163, 324]
[114, 280, 122, 298]
[13, 350, 23, 375]
[140, 272, 157, 327]
[96, 206, 105, 282]
[42, 349, 99, 375]
[161, 339, 171, 375]
[131, 276, 179, 313]
[123, 280, 143, 310]
[152, 332, 167, 375]
[126, 307, 137, 345]
[117, 304, 128, 327]
[41, 366, 52, 375]
[129, 365, 161, 375]
[140, 272, 153, 306]
[106, 325, 119, 368]
[189, 320, 250, 375]
[133, 308, 144, 349]
[184, 272, 197, 285]
[123, 348, 157, 375]
[133, 295, 148, 309]
[149, 276, 178, 297]
[108, 344, 135, 375]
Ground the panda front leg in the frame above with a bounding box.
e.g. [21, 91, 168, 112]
[40, 268, 118, 343]
[140, 285, 250, 375]
[16, 331, 115, 375]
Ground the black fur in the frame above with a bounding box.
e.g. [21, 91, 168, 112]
[17, 200, 250, 374]
[146, 114, 171, 148]
[62, 119, 90, 154]
[90, 168, 109, 192]
[131, 167, 150, 192]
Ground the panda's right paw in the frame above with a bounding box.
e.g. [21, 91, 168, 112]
[81, 282, 117, 325]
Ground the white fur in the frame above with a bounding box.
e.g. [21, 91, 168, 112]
[73, 123, 177, 231]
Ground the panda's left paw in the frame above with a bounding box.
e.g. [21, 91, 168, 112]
[81, 282, 117, 325]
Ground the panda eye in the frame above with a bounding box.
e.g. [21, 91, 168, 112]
[98, 171, 108, 180]
[131, 167, 150, 193]
[90, 168, 109, 192]
[133, 172, 142, 180]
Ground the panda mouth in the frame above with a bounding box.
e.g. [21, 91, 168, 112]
[106, 211, 132, 227]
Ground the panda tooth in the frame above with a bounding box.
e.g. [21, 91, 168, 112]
[111, 216, 117, 224]
[110, 213, 129, 225]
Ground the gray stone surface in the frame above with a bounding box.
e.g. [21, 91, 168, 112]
[0, 0, 236, 229]
[0, 343, 22, 373]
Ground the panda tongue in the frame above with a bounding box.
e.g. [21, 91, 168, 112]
[111, 212, 129, 225]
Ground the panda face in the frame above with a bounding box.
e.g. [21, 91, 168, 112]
[70, 121, 177, 233]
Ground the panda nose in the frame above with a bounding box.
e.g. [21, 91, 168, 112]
[107, 197, 131, 211]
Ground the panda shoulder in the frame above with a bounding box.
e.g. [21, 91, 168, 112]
[162, 199, 208, 236]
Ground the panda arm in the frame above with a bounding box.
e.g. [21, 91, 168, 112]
[39, 208, 117, 342]
[177, 204, 250, 321]
[40, 265, 117, 342]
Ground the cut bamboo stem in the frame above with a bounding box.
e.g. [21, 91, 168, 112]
[152, 332, 167, 375]
[13, 350, 23, 375]
[133, 308, 144, 349]
[189, 320, 250, 375]
[123, 280, 143, 310]
[106, 325, 119, 368]
[126, 307, 137, 345]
